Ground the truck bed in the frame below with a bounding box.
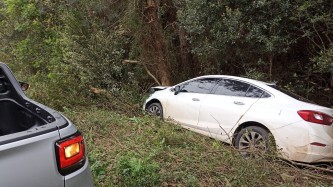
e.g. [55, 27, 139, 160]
[0, 62, 93, 187]
[0, 99, 47, 136]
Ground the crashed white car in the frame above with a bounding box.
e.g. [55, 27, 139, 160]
[144, 75, 333, 163]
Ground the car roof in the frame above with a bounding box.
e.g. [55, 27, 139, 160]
[192, 75, 275, 86]
[187, 75, 280, 97]
[172, 75, 313, 102]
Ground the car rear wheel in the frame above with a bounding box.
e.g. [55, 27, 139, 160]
[147, 103, 163, 118]
[234, 126, 271, 157]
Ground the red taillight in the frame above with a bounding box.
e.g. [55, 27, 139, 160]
[297, 110, 333, 126]
[310, 142, 327, 147]
[55, 132, 85, 175]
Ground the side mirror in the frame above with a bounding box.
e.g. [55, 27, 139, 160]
[174, 86, 180, 95]
[19, 81, 30, 91]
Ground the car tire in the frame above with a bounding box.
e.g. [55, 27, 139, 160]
[147, 102, 163, 118]
[234, 126, 272, 157]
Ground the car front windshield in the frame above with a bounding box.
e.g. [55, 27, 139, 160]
[269, 85, 315, 104]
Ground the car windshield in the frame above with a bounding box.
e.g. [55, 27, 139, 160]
[268, 85, 315, 104]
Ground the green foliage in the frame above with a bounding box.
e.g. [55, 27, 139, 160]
[116, 153, 161, 187]
[177, 0, 333, 104]
[64, 30, 127, 90]
[88, 149, 109, 183]
[25, 69, 85, 110]
[293, 0, 333, 74]
[178, 0, 295, 75]
[1, 0, 332, 106]
[244, 68, 267, 81]
[60, 0, 131, 90]
[312, 45, 333, 73]
[178, 0, 240, 60]
[0, 0, 88, 109]
[1, 0, 63, 72]
[0, 0, 144, 109]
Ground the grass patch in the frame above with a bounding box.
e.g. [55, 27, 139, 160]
[116, 153, 160, 186]
[64, 107, 333, 187]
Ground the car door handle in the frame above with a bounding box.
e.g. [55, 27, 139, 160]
[192, 98, 200, 101]
[234, 101, 244, 105]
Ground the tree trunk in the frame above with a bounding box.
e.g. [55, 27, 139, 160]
[144, 0, 172, 86]
[269, 55, 273, 81]
[179, 26, 192, 77]
[331, 73, 333, 87]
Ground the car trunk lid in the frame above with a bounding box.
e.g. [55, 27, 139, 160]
[298, 102, 333, 139]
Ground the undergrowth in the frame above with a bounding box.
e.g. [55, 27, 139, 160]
[63, 107, 333, 187]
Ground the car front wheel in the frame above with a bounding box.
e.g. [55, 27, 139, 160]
[147, 102, 163, 118]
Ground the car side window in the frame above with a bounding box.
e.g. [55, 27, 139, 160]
[245, 86, 264, 98]
[214, 79, 250, 97]
[261, 92, 271, 98]
[180, 78, 218, 94]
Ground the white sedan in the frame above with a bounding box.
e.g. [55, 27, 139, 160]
[144, 75, 333, 163]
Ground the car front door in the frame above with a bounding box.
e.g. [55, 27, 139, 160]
[165, 78, 218, 127]
[197, 79, 264, 142]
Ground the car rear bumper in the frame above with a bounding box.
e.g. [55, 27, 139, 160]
[65, 159, 94, 187]
[304, 144, 333, 163]
[285, 139, 333, 163]
[273, 120, 333, 163]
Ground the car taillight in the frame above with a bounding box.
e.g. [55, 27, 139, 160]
[297, 110, 333, 126]
[55, 132, 86, 175]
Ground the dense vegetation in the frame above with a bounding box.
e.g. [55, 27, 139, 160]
[0, 0, 332, 108]
[0, 0, 333, 186]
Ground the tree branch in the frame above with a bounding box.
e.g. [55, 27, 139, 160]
[312, 23, 326, 50]
[123, 60, 161, 85]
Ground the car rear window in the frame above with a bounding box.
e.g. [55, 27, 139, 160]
[269, 85, 314, 103]
[245, 86, 264, 98]
[214, 79, 250, 97]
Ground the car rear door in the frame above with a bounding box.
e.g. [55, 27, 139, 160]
[0, 129, 64, 187]
[165, 78, 218, 127]
[197, 79, 263, 142]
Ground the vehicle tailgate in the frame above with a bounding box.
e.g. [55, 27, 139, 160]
[0, 130, 63, 187]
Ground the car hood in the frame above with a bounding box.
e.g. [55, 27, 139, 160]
[149, 86, 170, 93]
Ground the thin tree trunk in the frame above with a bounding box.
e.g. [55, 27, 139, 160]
[179, 26, 192, 76]
[331, 73, 333, 87]
[269, 55, 273, 81]
[144, 0, 172, 86]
